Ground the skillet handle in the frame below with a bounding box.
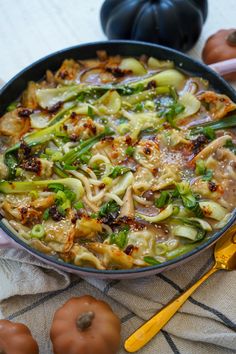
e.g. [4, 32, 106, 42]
[0, 228, 19, 249]
[209, 58, 236, 76]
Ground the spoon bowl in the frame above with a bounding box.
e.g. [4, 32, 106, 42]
[214, 226, 236, 270]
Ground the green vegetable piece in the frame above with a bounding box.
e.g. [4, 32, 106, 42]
[62, 127, 114, 165]
[87, 105, 94, 118]
[5, 110, 71, 161]
[202, 169, 213, 181]
[63, 164, 77, 170]
[173, 224, 205, 241]
[109, 166, 130, 179]
[174, 182, 203, 217]
[6, 101, 18, 112]
[98, 200, 120, 218]
[51, 152, 63, 162]
[181, 194, 197, 209]
[61, 199, 71, 210]
[64, 188, 76, 202]
[55, 190, 67, 203]
[172, 205, 180, 216]
[202, 127, 216, 140]
[48, 183, 65, 192]
[166, 243, 198, 260]
[158, 101, 184, 128]
[155, 191, 172, 208]
[43, 208, 50, 221]
[79, 152, 92, 164]
[195, 159, 206, 175]
[175, 181, 191, 195]
[125, 146, 135, 157]
[0, 178, 84, 201]
[190, 114, 236, 134]
[224, 139, 236, 154]
[53, 163, 69, 178]
[57, 205, 66, 216]
[31, 224, 45, 239]
[175, 217, 212, 231]
[127, 70, 185, 90]
[135, 103, 144, 112]
[199, 200, 228, 221]
[74, 201, 84, 210]
[175, 93, 201, 120]
[110, 227, 129, 249]
[36, 85, 84, 109]
[143, 256, 161, 265]
[4, 153, 18, 180]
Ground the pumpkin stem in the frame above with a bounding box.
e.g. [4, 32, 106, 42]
[227, 31, 236, 46]
[76, 311, 95, 331]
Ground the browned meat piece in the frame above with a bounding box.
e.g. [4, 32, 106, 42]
[55, 59, 80, 83]
[21, 81, 38, 109]
[0, 109, 31, 142]
[197, 91, 236, 120]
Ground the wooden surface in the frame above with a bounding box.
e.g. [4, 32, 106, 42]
[0, 0, 235, 83]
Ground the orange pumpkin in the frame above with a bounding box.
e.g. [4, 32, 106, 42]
[0, 320, 39, 354]
[202, 29, 236, 81]
[50, 295, 121, 354]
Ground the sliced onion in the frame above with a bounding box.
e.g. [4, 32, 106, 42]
[80, 67, 104, 84]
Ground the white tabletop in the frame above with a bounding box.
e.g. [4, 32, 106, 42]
[0, 0, 235, 83]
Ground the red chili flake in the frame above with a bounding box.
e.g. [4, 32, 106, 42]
[70, 112, 77, 119]
[91, 125, 97, 134]
[70, 133, 78, 142]
[21, 157, 41, 174]
[147, 80, 157, 89]
[20, 207, 28, 215]
[48, 101, 62, 113]
[192, 135, 208, 154]
[19, 141, 31, 158]
[59, 70, 69, 79]
[106, 67, 131, 78]
[124, 244, 135, 255]
[49, 205, 65, 221]
[208, 181, 218, 192]
[101, 136, 114, 143]
[143, 147, 151, 155]
[125, 135, 132, 145]
[18, 109, 32, 118]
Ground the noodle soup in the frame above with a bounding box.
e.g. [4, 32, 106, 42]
[0, 52, 236, 269]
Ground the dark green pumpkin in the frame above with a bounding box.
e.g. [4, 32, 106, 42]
[100, 0, 208, 52]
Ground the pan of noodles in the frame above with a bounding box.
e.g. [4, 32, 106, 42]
[0, 41, 236, 279]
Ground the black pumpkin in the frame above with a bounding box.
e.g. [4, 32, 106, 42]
[100, 0, 208, 52]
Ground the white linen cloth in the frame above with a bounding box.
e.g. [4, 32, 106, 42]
[0, 247, 236, 354]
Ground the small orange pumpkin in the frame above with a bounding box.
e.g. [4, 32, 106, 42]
[0, 320, 39, 354]
[202, 28, 236, 81]
[50, 295, 121, 354]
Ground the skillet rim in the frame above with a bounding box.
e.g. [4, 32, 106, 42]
[0, 39, 236, 276]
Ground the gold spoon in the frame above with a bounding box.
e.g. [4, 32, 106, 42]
[125, 227, 236, 353]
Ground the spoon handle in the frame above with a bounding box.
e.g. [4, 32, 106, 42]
[124, 266, 218, 353]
